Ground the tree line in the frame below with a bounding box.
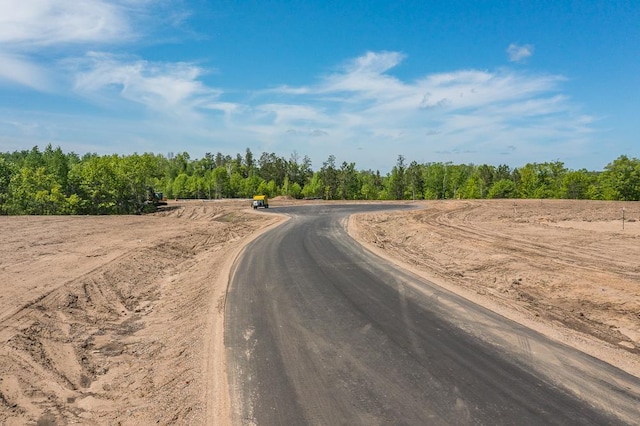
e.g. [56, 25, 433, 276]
[1, 144, 639, 215]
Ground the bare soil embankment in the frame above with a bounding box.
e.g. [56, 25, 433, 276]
[0, 200, 281, 425]
[349, 199, 640, 377]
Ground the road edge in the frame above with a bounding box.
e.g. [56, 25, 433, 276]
[203, 210, 290, 425]
[345, 211, 640, 380]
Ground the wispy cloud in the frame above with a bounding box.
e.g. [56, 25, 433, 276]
[1, 35, 595, 170]
[0, 0, 134, 47]
[256, 104, 330, 125]
[0, 52, 53, 91]
[72, 52, 222, 117]
[507, 43, 534, 63]
[321, 51, 408, 99]
[233, 51, 591, 167]
[0, 0, 148, 90]
[0, 0, 212, 117]
[261, 52, 568, 132]
[344, 51, 405, 74]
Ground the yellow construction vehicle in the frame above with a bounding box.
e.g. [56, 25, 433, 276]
[252, 195, 269, 209]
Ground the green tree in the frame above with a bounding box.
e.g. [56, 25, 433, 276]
[516, 161, 567, 199]
[229, 172, 245, 198]
[244, 173, 263, 198]
[406, 161, 424, 200]
[289, 182, 302, 199]
[195, 153, 215, 178]
[257, 179, 278, 197]
[422, 162, 447, 199]
[68, 155, 120, 214]
[446, 164, 474, 199]
[117, 153, 165, 212]
[546, 161, 567, 198]
[337, 162, 359, 199]
[43, 144, 72, 193]
[172, 173, 190, 199]
[299, 155, 314, 187]
[244, 148, 255, 178]
[167, 152, 191, 180]
[517, 163, 539, 198]
[6, 167, 68, 214]
[302, 172, 324, 199]
[319, 155, 338, 199]
[487, 179, 517, 198]
[187, 174, 205, 198]
[258, 152, 286, 187]
[358, 170, 383, 200]
[561, 170, 593, 199]
[24, 146, 45, 169]
[477, 164, 496, 195]
[386, 155, 407, 200]
[210, 166, 230, 199]
[0, 157, 15, 214]
[600, 155, 640, 200]
[459, 171, 484, 199]
[495, 164, 511, 181]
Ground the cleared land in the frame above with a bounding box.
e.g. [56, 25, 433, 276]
[0, 200, 283, 425]
[0, 199, 638, 424]
[349, 199, 640, 376]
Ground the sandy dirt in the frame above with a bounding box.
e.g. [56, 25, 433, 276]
[1, 198, 639, 424]
[349, 199, 640, 378]
[0, 200, 282, 425]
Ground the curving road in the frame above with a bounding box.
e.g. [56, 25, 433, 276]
[225, 204, 640, 425]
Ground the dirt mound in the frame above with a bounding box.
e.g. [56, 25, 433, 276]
[154, 199, 252, 220]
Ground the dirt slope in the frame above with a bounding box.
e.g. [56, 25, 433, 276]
[0, 200, 281, 425]
[349, 199, 640, 377]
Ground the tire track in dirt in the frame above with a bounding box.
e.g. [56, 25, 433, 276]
[0, 243, 185, 423]
[431, 201, 640, 279]
[350, 199, 640, 377]
[0, 201, 280, 425]
[422, 201, 640, 350]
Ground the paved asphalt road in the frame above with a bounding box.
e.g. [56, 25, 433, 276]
[225, 204, 640, 425]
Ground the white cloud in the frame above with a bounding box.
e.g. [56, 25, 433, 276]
[256, 104, 330, 125]
[0, 0, 209, 116]
[319, 51, 408, 99]
[239, 51, 592, 167]
[0, 53, 52, 91]
[203, 102, 242, 115]
[344, 51, 405, 74]
[0, 0, 143, 91]
[507, 43, 534, 62]
[72, 53, 223, 117]
[1, 49, 596, 171]
[0, 0, 134, 46]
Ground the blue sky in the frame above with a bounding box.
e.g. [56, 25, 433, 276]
[0, 1, 637, 172]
